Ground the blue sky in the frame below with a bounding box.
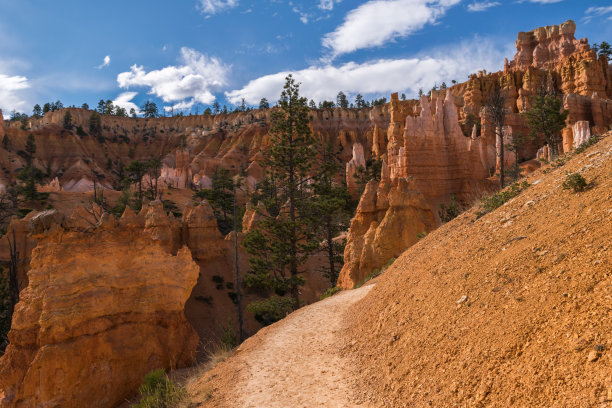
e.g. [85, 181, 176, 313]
[0, 0, 611, 117]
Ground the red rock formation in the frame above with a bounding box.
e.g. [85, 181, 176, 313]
[0, 208, 199, 408]
[338, 176, 436, 289]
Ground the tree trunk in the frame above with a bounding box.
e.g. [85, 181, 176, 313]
[233, 186, 244, 342]
[497, 125, 505, 188]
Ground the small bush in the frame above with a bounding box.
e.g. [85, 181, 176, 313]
[320, 286, 342, 300]
[574, 135, 601, 155]
[481, 181, 530, 213]
[17, 208, 32, 219]
[562, 172, 587, 192]
[220, 317, 238, 349]
[131, 369, 185, 408]
[438, 195, 461, 223]
[416, 232, 427, 240]
[246, 295, 294, 326]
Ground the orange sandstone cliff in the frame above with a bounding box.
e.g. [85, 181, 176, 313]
[0, 206, 199, 408]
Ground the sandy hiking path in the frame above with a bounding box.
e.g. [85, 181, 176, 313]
[188, 283, 375, 408]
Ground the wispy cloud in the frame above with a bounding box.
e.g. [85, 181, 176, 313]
[227, 37, 510, 105]
[323, 0, 461, 58]
[197, 0, 239, 15]
[584, 6, 612, 23]
[97, 55, 111, 69]
[0, 73, 30, 116]
[117, 47, 229, 106]
[467, 1, 500, 12]
[318, 0, 341, 11]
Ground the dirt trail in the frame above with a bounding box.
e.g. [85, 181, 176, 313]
[188, 284, 375, 407]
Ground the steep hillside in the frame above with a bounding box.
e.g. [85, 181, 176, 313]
[348, 132, 612, 407]
[183, 133, 610, 407]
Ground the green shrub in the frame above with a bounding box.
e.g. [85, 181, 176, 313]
[574, 135, 601, 155]
[438, 195, 461, 223]
[220, 317, 238, 349]
[416, 232, 427, 240]
[16, 208, 32, 219]
[320, 286, 342, 300]
[246, 295, 294, 326]
[355, 258, 396, 289]
[562, 172, 587, 193]
[481, 181, 530, 213]
[131, 369, 185, 408]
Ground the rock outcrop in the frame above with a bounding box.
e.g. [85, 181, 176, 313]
[338, 175, 437, 289]
[0, 208, 200, 408]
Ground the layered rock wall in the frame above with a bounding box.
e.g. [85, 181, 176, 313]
[0, 206, 200, 408]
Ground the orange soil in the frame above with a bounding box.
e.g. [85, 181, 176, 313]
[185, 132, 611, 407]
[348, 132, 612, 407]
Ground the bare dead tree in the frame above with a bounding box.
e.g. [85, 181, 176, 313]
[484, 85, 508, 188]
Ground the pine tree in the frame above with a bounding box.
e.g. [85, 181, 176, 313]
[125, 160, 148, 203]
[336, 91, 348, 108]
[311, 142, 351, 286]
[32, 104, 42, 118]
[355, 94, 365, 108]
[193, 167, 235, 235]
[523, 89, 569, 158]
[16, 134, 43, 201]
[259, 98, 270, 110]
[484, 85, 507, 188]
[63, 111, 72, 129]
[243, 75, 318, 319]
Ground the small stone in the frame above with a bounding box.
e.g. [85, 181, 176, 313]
[587, 350, 599, 362]
[532, 179, 543, 185]
[457, 295, 468, 304]
[524, 200, 535, 207]
[594, 344, 605, 352]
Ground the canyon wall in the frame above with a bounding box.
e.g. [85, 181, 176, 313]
[0, 206, 199, 408]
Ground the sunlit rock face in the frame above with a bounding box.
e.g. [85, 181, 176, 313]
[0, 206, 200, 408]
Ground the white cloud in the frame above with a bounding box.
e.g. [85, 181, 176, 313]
[97, 55, 111, 69]
[164, 100, 196, 113]
[467, 1, 500, 12]
[117, 47, 229, 105]
[0, 73, 30, 116]
[197, 0, 238, 15]
[323, 0, 461, 57]
[318, 0, 341, 11]
[226, 38, 509, 105]
[292, 6, 310, 24]
[522, 0, 562, 3]
[112, 91, 140, 114]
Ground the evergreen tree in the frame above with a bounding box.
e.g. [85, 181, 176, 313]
[484, 85, 508, 188]
[309, 99, 317, 109]
[418, 89, 424, 98]
[103, 100, 114, 115]
[63, 111, 72, 129]
[355, 94, 365, 108]
[42, 103, 51, 114]
[336, 91, 348, 108]
[16, 134, 43, 201]
[400, 93, 406, 101]
[146, 158, 162, 200]
[259, 98, 270, 110]
[193, 167, 235, 235]
[505, 132, 532, 180]
[140, 101, 158, 118]
[204, 107, 212, 115]
[52, 100, 63, 111]
[81, 103, 89, 110]
[125, 160, 148, 203]
[243, 75, 318, 318]
[129, 108, 137, 118]
[89, 112, 102, 134]
[523, 89, 569, 159]
[32, 104, 42, 118]
[240, 98, 247, 112]
[311, 142, 351, 286]
[598, 41, 611, 61]
[212, 101, 220, 114]
[97, 99, 105, 113]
